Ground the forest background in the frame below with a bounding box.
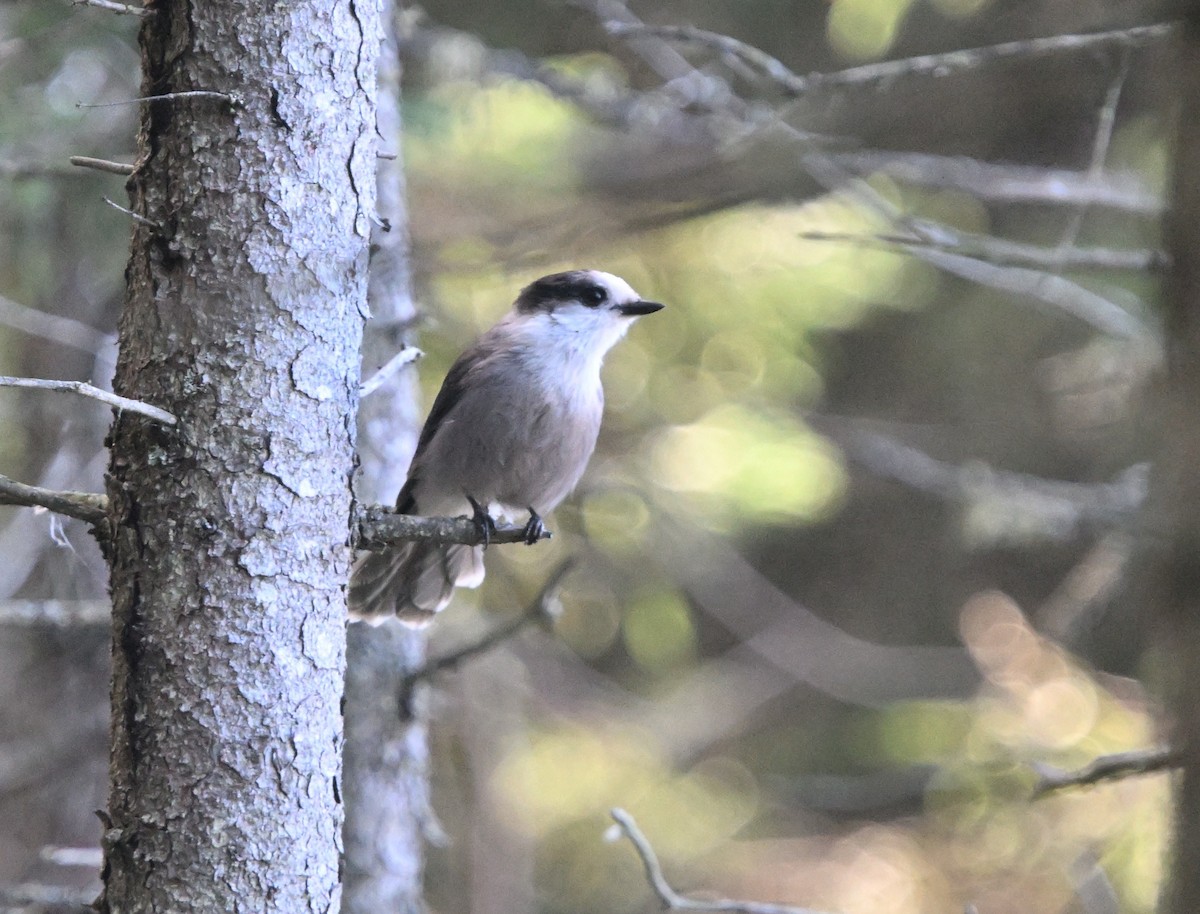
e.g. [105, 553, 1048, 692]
[0, 0, 1181, 912]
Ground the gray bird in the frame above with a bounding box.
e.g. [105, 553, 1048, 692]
[349, 270, 665, 625]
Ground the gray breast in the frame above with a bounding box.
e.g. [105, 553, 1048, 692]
[412, 353, 603, 514]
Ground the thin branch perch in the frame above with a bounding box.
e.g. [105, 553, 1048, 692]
[0, 473, 108, 525]
[354, 503, 553, 550]
[0, 486, 560, 548]
[608, 808, 837, 914]
[0, 376, 177, 425]
[1033, 747, 1181, 797]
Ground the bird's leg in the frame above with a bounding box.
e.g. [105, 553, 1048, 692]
[466, 495, 496, 550]
[522, 507, 548, 546]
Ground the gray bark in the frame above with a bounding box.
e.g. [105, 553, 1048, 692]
[100, 2, 377, 911]
[342, 7, 432, 912]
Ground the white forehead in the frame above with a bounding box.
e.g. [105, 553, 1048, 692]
[584, 270, 640, 303]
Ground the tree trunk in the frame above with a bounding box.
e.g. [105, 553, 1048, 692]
[1155, 11, 1200, 914]
[99, 2, 377, 911]
[342, 7, 432, 911]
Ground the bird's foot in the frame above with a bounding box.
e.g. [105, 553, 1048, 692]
[522, 507, 549, 546]
[466, 495, 497, 549]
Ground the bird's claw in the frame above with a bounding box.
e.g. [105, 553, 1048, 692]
[467, 495, 497, 549]
[522, 507, 548, 546]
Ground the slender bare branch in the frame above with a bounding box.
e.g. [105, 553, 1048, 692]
[913, 247, 1152, 340]
[1057, 49, 1131, 253]
[830, 151, 1160, 212]
[77, 90, 240, 109]
[594, 1, 1156, 342]
[830, 427, 1148, 533]
[608, 808, 837, 914]
[72, 0, 149, 14]
[354, 504, 553, 550]
[0, 294, 114, 354]
[0, 473, 108, 526]
[102, 196, 163, 230]
[805, 154, 1156, 339]
[605, 22, 805, 93]
[359, 346, 423, 397]
[798, 153, 1156, 341]
[0, 376, 177, 425]
[1033, 747, 1180, 797]
[0, 485, 559, 549]
[613, 21, 1173, 96]
[798, 229, 1167, 273]
[69, 155, 136, 175]
[399, 558, 576, 699]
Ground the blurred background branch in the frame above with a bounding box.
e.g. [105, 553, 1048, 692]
[1, 0, 1180, 910]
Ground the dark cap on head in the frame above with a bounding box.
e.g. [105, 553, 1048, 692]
[515, 270, 664, 317]
[515, 271, 607, 314]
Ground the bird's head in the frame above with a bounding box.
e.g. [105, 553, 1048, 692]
[512, 270, 665, 355]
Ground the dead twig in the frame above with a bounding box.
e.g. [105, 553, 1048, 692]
[70, 155, 136, 175]
[78, 90, 240, 109]
[72, 0, 149, 14]
[0, 375, 177, 425]
[102, 196, 163, 230]
[359, 346, 423, 397]
[607, 808, 837, 914]
[0, 473, 108, 526]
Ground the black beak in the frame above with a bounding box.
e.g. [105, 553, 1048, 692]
[617, 300, 665, 317]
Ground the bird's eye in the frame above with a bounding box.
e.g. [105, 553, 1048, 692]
[582, 286, 606, 308]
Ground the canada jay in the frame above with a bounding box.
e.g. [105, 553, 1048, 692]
[349, 270, 665, 625]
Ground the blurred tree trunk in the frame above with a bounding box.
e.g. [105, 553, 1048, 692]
[1156, 10, 1200, 914]
[343, 7, 433, 911]
[99, 2, 376, 911]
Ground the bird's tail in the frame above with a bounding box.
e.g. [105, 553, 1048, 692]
[348, 541, 485, 626]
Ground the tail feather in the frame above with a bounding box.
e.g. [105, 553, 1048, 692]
[348, 541, 485, 626]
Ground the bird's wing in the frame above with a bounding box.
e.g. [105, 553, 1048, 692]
[395, 341, 490, 513]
